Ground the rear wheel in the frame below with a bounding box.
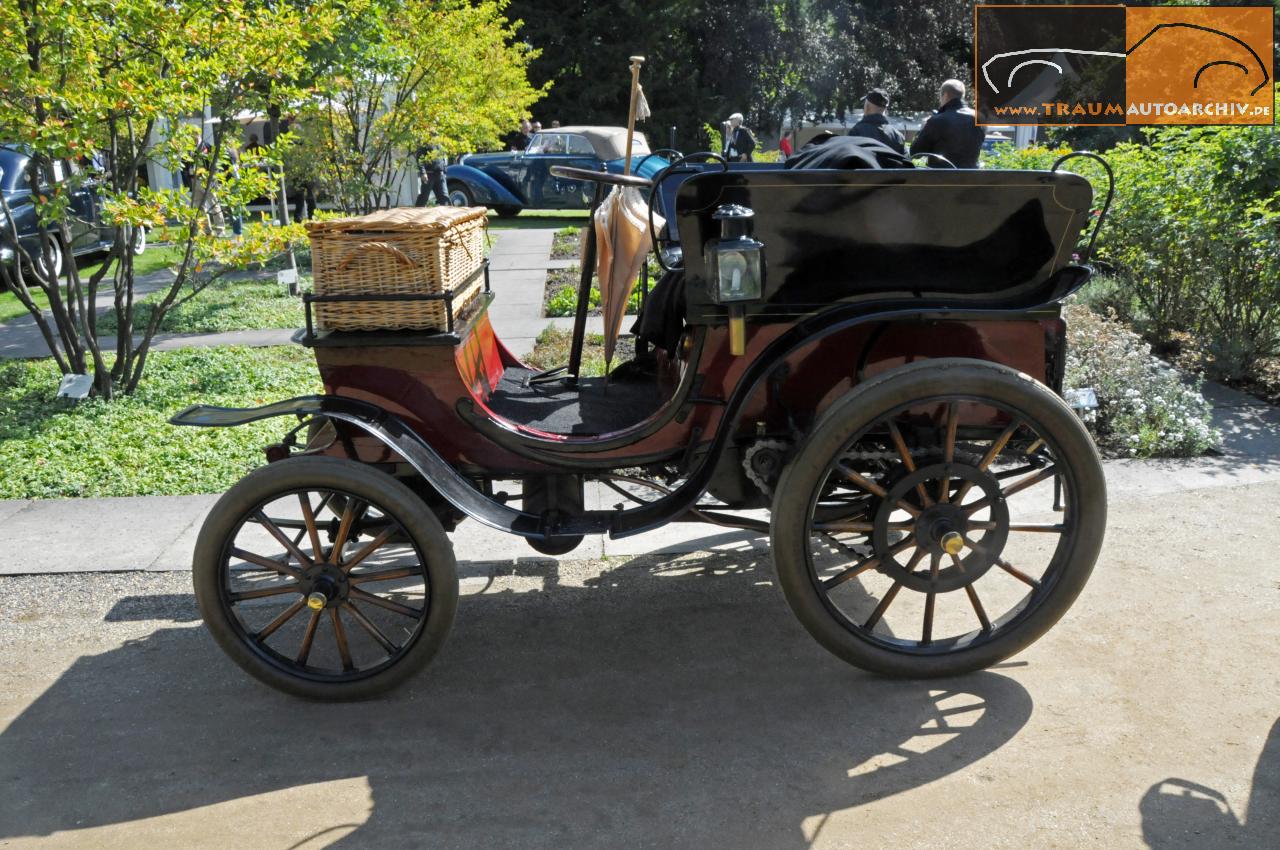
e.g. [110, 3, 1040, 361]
[193, 456, 458, 700]
[770, 358, 1105, 678]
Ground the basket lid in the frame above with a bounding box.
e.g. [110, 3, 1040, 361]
[306, 206, 488, 236]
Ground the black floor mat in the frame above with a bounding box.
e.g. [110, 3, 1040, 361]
[484, 367, 666, 436]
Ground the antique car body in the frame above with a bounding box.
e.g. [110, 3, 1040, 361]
[0, 146, 145, 276]
[445, 126, 670, 215]
[174, 151, 1112, 700]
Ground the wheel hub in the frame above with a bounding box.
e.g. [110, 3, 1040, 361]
[302, 563, 349, 608]
[872, 462, 1011, 593]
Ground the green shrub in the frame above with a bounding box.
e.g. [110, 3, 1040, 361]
[988, 93, 1280, 382]
[1065, 305, 1218, 457]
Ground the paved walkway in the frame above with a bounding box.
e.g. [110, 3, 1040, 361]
[0, 267, 178, 359]
[482, 227, 602, 356]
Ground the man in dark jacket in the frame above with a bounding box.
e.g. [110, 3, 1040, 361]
[848, 89, 905, 155]
[910, 79, 985, 168]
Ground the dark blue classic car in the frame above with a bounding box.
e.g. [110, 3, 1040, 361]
[0, 146, 145, 278]
[446, 126, 669, 216]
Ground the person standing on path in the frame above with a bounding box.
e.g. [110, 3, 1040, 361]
[415, 144, 449, 207]
[848, 89, 905, 155]
[722, 113, 756, 162]
[910, 79, 984, 168]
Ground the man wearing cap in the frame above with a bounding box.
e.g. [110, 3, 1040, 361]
[722, 113, 756, 162]
[911, 79, 985, 168]
[848, 89, 905, 155]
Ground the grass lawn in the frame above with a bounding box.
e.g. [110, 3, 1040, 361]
[524, 326, 634, 378]
[0, 346, 320, 499]
[487, 209, 589, 231]
[97, 273, 307, 335]
[0, 246, 185, 324]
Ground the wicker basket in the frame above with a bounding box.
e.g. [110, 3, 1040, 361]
[307, 206, 488, 332]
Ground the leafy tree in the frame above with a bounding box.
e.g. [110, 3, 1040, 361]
[0, 0, 331, 395]
[507, 0, 977, 148]
[304, 0, 546, 212]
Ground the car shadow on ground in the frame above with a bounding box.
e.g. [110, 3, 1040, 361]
[1139, 716, 1278, 849]
[1, 552, 1035, 848]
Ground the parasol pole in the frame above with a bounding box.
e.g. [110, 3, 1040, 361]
[623, 56, 645, 175]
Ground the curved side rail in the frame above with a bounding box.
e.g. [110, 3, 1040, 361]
[1052, 151, 1114, 263]
[548, 165, 652, 188]
[647, 151, 729, 271]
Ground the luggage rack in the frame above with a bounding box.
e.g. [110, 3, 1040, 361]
[298, 260, 490, 347]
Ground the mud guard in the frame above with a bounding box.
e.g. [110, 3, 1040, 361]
[171, 395, 577, 540]
[444, 164, 523, 208]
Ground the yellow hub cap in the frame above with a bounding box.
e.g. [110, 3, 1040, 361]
[940, 531, 965, 556]
[306, 592, 328, 611]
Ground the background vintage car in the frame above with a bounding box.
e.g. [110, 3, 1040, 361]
[445, 126, 669, 216]
[0, 146, 145, 278]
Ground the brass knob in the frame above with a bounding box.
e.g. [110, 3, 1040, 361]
[941, 531, 965, 556]
[306, 591, 328, 611]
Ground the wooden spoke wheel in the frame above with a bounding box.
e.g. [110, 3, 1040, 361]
[193, 457, 458, 700]
[770, 359, 1106, 678]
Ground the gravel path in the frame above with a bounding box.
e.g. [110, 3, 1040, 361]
[2, 481, 1277, 849]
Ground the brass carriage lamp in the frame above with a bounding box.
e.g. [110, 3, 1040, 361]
[706, 203, 764, 355]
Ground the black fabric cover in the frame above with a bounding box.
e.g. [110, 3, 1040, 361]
[485, 367, 665, 436]
[784, 134, 914, 170]
[630, 269, 686, 353]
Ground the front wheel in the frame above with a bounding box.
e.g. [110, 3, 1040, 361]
[770, 358, 1106, 678]
[193, 456, 458, 700]
[447, 184, 474, 207]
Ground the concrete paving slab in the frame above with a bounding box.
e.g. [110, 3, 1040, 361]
[1, 494, 217, 574]
[489, 252, 558, 272]
[500, 336, 539, 357]
[0, 499, 32, 525]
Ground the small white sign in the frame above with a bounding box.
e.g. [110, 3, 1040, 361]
[277, 268, 298, 286]
[56, 373, 93, 400]
[1064, 387, 1098, 411]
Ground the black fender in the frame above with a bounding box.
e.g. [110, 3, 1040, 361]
[445, 163, 523, 208]
[170, 395, 578, 540]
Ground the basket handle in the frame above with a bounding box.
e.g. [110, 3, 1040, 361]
[441, 224, 481, 262]
[336, 241, 416, 271]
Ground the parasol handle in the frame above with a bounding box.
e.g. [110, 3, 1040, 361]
[623, 56, 645, 176]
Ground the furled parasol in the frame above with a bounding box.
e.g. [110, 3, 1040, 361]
[594, 56, 663, 371]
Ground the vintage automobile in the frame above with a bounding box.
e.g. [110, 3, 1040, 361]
[445, 126, 670, 215]
[0, 146, 146, 277]
[172, 149, 1113, 700]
